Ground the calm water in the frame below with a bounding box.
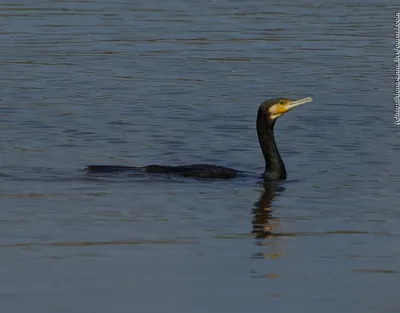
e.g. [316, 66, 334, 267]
[1, 0, 400, 312]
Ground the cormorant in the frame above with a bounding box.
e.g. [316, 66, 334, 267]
[85, 97, 312, 180]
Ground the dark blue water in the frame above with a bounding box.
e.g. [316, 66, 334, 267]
[1, 1, 400, 312]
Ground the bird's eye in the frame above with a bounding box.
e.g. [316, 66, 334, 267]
[278, 100, 285, 105]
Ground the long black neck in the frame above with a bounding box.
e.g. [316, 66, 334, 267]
[256, 114, 287, 180]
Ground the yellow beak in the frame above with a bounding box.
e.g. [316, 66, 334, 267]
[277, 97, 313, 115]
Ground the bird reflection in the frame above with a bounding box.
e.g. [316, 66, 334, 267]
[252, 182, 285, 239]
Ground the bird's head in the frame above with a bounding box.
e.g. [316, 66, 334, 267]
[257, 97, 313, 127]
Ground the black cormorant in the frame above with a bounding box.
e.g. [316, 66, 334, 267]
[85, 97, 312, 180]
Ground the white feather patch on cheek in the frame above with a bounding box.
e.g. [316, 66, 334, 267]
[268, 104, 280, 120]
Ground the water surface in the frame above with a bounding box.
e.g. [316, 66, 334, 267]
[1, 1, 399, 312]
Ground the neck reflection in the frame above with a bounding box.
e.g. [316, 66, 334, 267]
[252, 182, 285, 239]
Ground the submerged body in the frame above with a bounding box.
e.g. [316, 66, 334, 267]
[86, 164, 238, 179]
[85, 97, 312, 180]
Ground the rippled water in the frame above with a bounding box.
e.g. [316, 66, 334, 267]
[1, 0, 400, 312]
